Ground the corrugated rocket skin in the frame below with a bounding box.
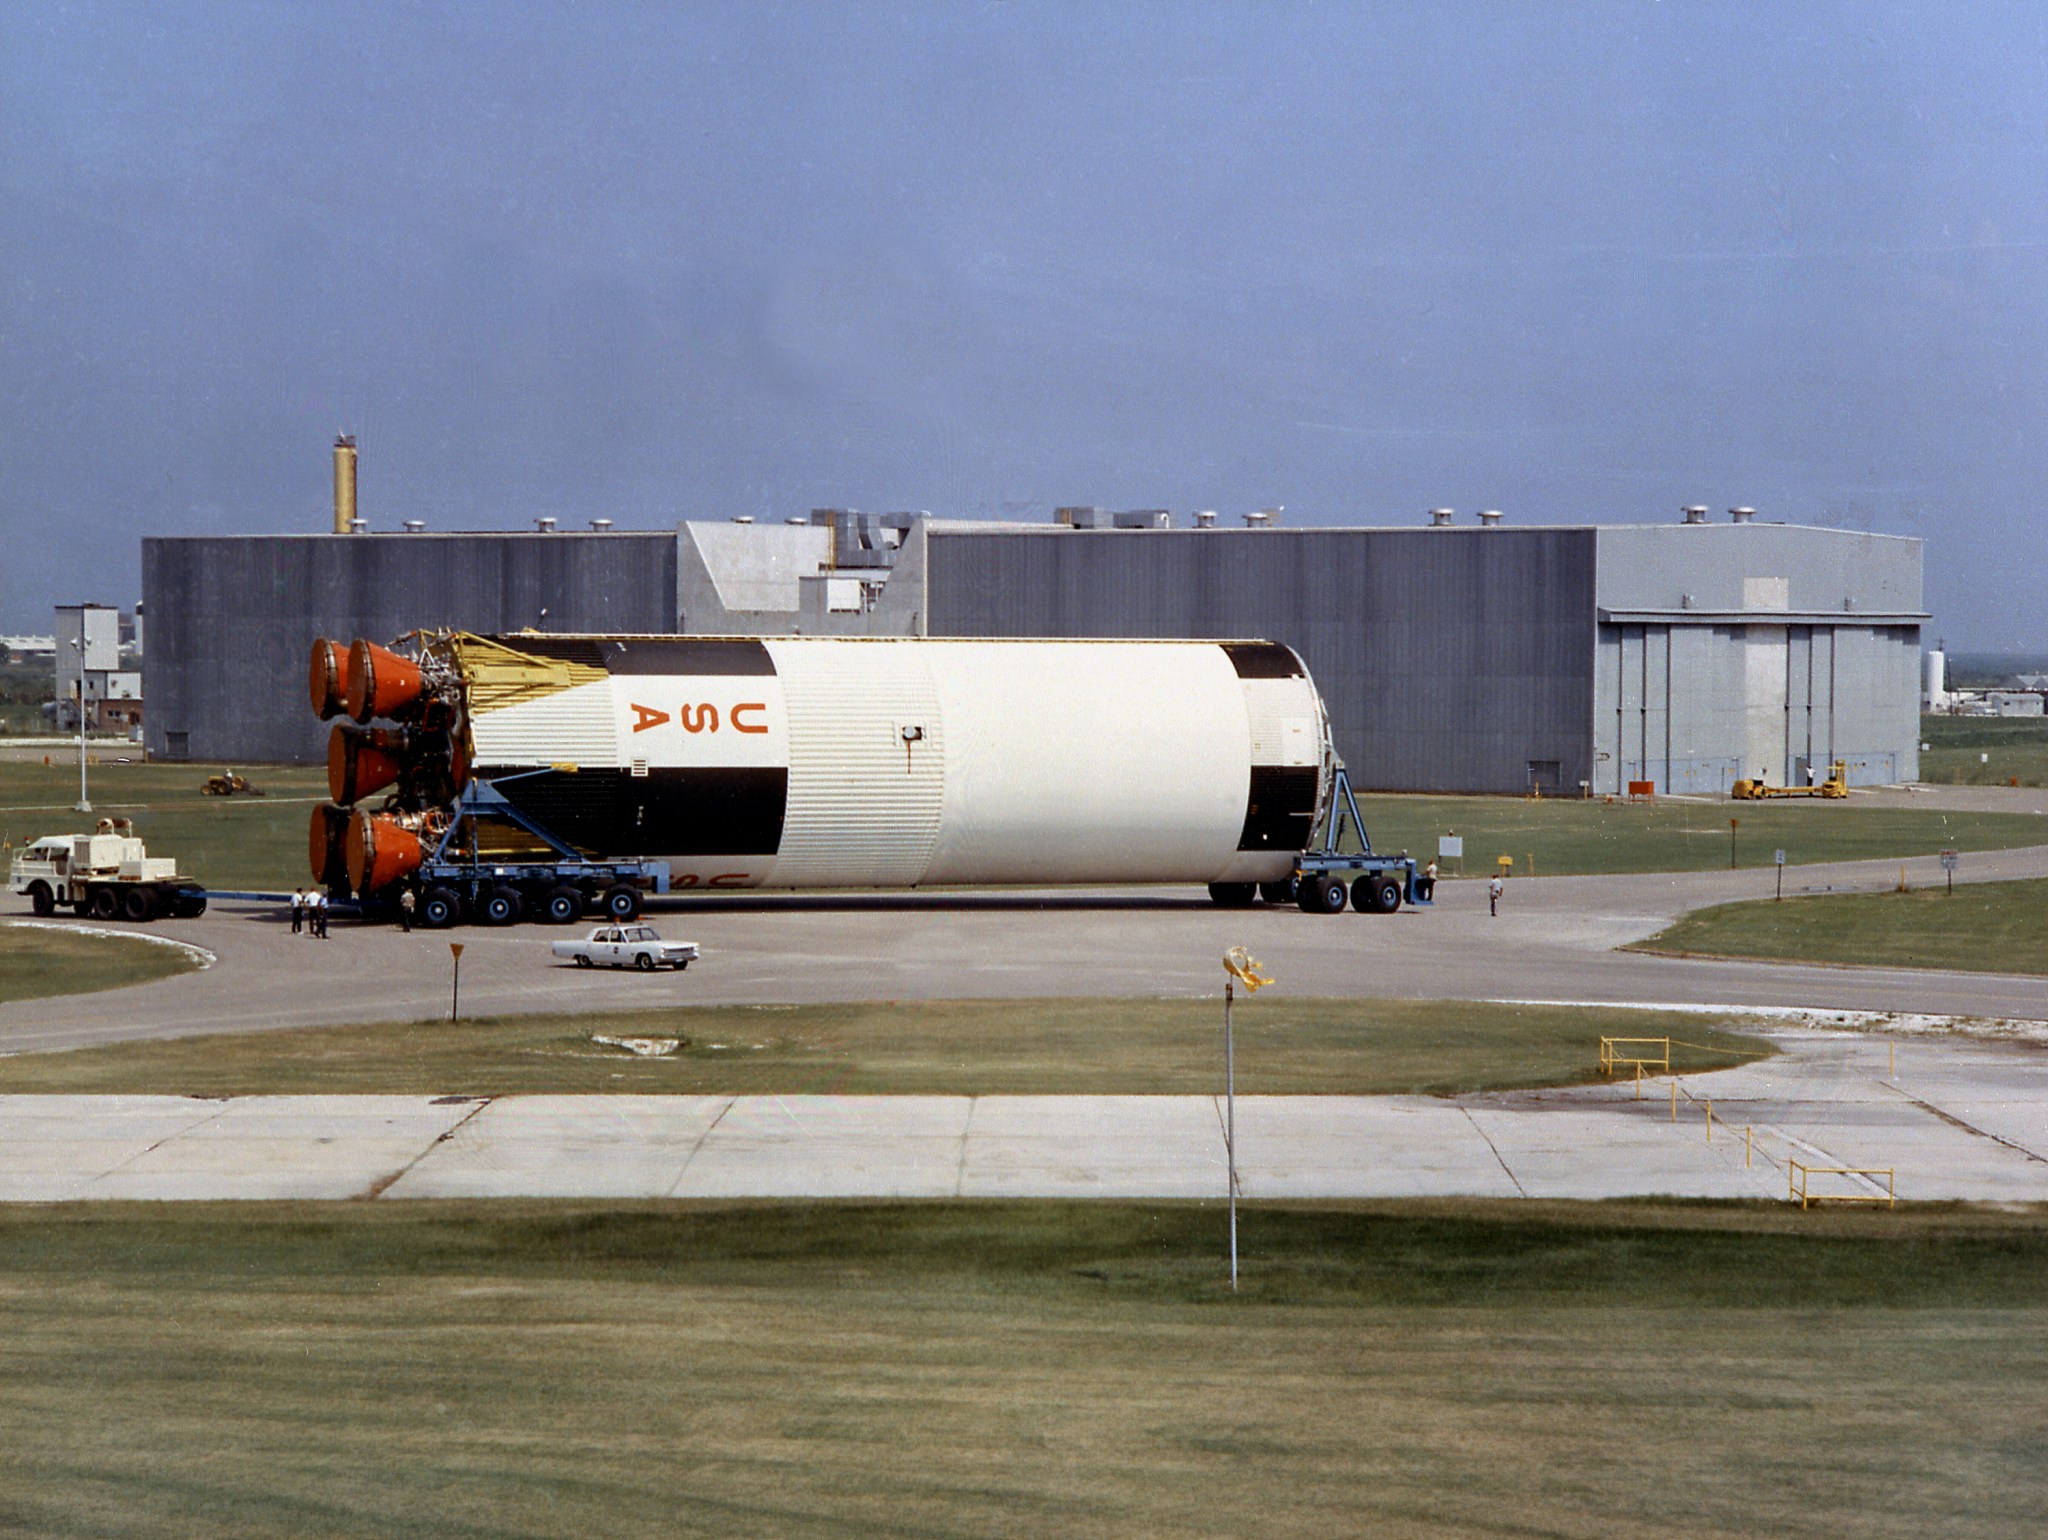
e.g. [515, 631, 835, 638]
[454, 635, 1330, 889]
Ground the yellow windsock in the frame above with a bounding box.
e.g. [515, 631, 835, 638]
[1223, 947, 1272, 991]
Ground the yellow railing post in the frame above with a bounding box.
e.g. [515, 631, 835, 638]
[1745, 1124, 1753, 1169]
[1705, 1099, 1712, 1141]
[1670, 1075, 1678, 1122]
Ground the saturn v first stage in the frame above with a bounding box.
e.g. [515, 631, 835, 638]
[308, 630, 1335, 920]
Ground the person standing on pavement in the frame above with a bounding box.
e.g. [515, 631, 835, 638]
[398, 886, 415, 932]
[1489, 874, 1504, 917]
[290, 888, 304, 935]
[313, 888, 329, 938]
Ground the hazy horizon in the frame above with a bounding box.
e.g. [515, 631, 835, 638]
[5, 2, 2045, 647]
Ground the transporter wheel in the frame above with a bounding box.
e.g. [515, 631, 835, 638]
[1298, 875, 1347, 915]
[121, 887, 159, 923]
[602, 884, 641, 921]
[27, 882, 54, 917]
[173, 894, 208, 918]
[89, 887, 120, 921]
[1206, 882, 1257, 907]
[418, 886, 460, 929]
[1258, 876, 1299, 906]
[1369, 877, 1402, 914]
[542, 886, 583, 925]
[480, 885, 523, 926]
[633, 951, 655, 971]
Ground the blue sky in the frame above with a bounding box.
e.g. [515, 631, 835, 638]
[4, 1, 2044, 644]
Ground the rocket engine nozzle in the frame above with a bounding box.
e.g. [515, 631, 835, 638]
[309, 639, 346, 719]
[345, 808, 425, 895]
[327, 724, 407, 806]
[345, 639, 425, 723]
[308, 803, 352, 888]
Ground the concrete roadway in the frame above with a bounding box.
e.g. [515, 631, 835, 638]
[3, 1029, 2042, 1202]
[4, 842, 2046, 1057]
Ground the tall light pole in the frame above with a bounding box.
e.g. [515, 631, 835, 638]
[69, 635, 91, 813]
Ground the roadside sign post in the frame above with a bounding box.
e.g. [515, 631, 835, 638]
[1775, 848, 1786, 901]
[1220, 948, 1272, 1294]
[449, 942, 465, 1022]
[1940, 849, 1958, 896]
[1729, 818, 1739, 870]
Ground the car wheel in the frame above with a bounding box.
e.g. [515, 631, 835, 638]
[544, 886, 583, 924]
[574, 954, 593, 968]
[676, 959, 689, 970]
[28, 882, 54, 917]
[603, 884, 641, 921]
[634, 951, 654, 971]
[481, 886, 522, 926]
[419, 886, 460, 929]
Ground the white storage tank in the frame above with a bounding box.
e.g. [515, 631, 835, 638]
[339, 633, 1333, 892]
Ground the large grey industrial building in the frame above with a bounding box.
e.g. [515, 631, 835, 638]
[144, 508, 1924, 794]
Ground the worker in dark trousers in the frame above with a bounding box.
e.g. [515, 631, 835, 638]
[290, 889, 304, 935]
[1489, 875, 1503, 917]
[398, 887, 415, 932]
[313, 889, 329, 938]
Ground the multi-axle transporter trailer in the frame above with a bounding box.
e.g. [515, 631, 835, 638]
[1207, 765, 1433, 915]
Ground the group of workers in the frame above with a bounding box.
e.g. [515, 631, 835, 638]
[288, 888, 330, 937]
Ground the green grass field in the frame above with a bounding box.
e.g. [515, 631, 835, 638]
[0, 923, 200, 1003]
[5, 758, 2048, 894]
[1637, 876, 2048, 976]
[0, 1199, 2042, 1538]
[1348, 790, 2048, 876]
[0, 759, 325, 891]
[0, 997, 1769, 1096]
[1920, 713, 2048, 787]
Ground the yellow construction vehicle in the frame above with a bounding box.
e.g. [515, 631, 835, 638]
[1732, 760, 1847, 800]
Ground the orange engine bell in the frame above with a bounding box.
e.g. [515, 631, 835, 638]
[309, 639, 345, 719]
[308, 803, 351, 887]
[328, 724, 406, 806]
[345, 809, 425, 894]
[345, 638, 425, 723]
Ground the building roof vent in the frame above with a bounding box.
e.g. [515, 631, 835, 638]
[1193, 510, 1217, 528]
[402, 519, 426, 534]
[786, 516, 809, 525]
[589, 518, 613, 532]
[1682, 506, 1709, 524]
[1429, 508, 1454, 527]
[1729, 506, 1756, 523]
[733, 515, 754, 524]
[534, 517, 557, 533]
[1477, 509, 1503, 527]
[348, 518, 368, 535]
[1245, 507, 1281, 528]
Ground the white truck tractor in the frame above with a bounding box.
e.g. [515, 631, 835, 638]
[8, 818, 208, 922]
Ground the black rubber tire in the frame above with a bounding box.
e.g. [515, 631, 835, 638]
[603, 884, 641, 921]
[419, 886, 460, 929]
[1372, 877, 1402, 914]
[121, 887, 159, 922]
[174, 895, 208, 918]
[676, 959, 690, 970]
[543, 886, 583, 924]
[1298, 875, 1347, 915]
[574, 954, 593, 968]
[28, 882, 54, 918]
[89, 886, 120, 921]
[634, 951, 655, 971]
[1258, 876, 1298, 906]
[481, 885, 522, 926]
[1207, 882, 1257, 907]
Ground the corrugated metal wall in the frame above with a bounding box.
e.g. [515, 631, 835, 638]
[143, 533, 678, 763]
[925, 527, 1599, 794]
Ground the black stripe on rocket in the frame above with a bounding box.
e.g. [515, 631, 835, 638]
[493, 767, 789, 858]
[488, 636, 777, 676]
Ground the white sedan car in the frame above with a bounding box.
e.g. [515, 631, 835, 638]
[550, 924, 699, 971]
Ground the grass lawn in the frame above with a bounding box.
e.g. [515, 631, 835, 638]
[0, 923, 200, 1004]
[1920, 713, 2048, 787]
[1352, 790, 2048, 876]
[0, 759, 324, 892]
[0, 997, 1770, 1096]
[1637, 876, 2048, 976]
[0, 1199, 2042, 1538]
